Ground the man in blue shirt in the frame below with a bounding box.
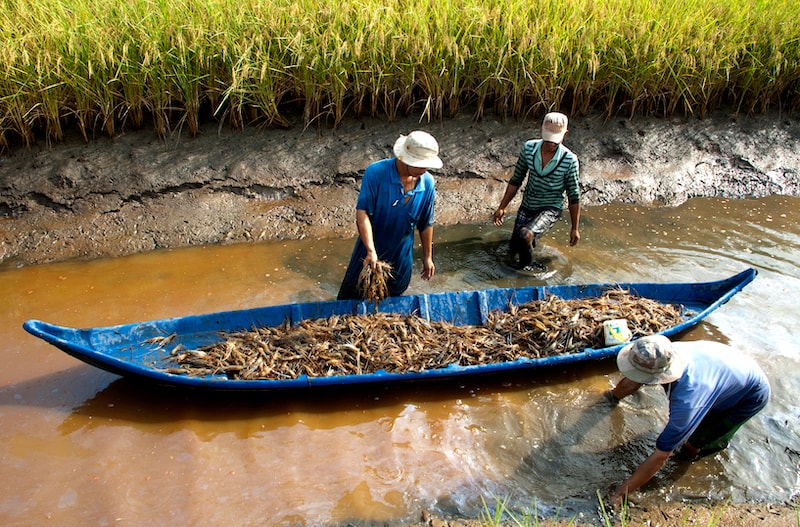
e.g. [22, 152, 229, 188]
[492, 112, 581, 274]
[337, 131, 441, 300]
[607, 335, 770, 506]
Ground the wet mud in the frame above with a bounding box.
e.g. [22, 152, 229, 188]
[2, 109, 799, 268]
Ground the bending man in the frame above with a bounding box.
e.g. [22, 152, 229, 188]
[607, 335, 770, 506]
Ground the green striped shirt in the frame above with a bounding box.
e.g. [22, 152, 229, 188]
[509, 140, 580, 210]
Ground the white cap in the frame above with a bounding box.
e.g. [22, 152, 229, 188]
[541, 112, 568, 144]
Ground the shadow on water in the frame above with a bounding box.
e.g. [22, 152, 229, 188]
[0, 356, 629, 450]
[54, 361, 615, 422]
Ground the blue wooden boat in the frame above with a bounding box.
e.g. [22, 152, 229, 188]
[23, 268, 756, 391]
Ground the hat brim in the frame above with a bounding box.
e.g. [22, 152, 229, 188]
[393, 137, 443, 169]
[616, 339, 686, 385]
[541, 130, 566, 144]
[401, 155, 443, 169]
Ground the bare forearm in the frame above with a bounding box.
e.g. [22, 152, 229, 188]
[498, 184, 520, 210]
[568, 202, 580, 245]
[613, 449, 671, 504]
[356, 209, 377, 263]
[493, 184, 521, 225]
[419, 226, 435, 280]
[419, 226, 433, 260]
[611, 377, 642, 400]
[568, 202, 580, 229]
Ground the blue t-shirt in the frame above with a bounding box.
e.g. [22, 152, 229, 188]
[656, 341, 770, 452]
[342, 158, 435, 296]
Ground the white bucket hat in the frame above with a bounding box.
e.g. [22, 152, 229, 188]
[541, 112, 568, 144]
[616, 334, 686, 385]
[393, 131, 443, 169]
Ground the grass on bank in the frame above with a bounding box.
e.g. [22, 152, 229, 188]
[478, 493, 800, 527]
[478, 493, 620, 527]
[1, 0, 799, 148]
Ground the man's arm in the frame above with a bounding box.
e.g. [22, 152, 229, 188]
[493, 183, 521, 225]
[356, 209, 378, 268]
[608, 377, 669, 507]
[610, 377, 642, 400]
[612, 448, 672, 507]
[567, 201, 580, 246]
[418, 225, 434, 280]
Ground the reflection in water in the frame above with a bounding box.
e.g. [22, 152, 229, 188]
[1, 196, 799, 526]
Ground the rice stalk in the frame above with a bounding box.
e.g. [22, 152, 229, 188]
[1, 0, 799, 146]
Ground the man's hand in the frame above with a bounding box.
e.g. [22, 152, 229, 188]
[420, 257, 435, 280]
[611, 449, 672, 508]
[610, 486, 627, 509]
[362, 249, 379, 269]
[569, 227, 580, 246]
[492, 208, 506, 226]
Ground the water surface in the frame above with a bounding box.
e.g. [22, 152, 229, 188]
[1, 196, 798, 526]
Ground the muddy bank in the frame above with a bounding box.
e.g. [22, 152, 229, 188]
[416, 501, 800, 527]
[412, 500, 800, 527]
[1, 109, 799, 267]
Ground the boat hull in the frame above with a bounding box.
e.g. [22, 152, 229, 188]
[23, 268, 757, 391]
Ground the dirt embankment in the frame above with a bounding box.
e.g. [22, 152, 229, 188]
[1, 109, 799, 267]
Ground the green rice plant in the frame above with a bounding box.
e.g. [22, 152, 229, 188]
[1, 0, 799, 147]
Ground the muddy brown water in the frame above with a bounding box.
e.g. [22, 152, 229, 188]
[2, 195, 799, 526]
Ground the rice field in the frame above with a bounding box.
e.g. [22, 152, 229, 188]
[1, 0, 798, 148]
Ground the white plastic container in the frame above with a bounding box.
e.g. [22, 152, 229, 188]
[603, 319, 632, 346]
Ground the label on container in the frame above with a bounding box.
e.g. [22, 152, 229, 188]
[603, 319, 632, 346]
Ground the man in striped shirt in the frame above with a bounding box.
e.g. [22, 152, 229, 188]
[492, 112, 581, 274]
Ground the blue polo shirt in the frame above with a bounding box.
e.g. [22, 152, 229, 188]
[341, 158, 435, 297]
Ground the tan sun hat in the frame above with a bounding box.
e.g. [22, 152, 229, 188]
[393, 131, 443, 169]
[616, 334, 686, 385]
[541, 112, 568, 144]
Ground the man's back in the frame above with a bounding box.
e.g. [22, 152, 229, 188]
[657, 341, 770, 451]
